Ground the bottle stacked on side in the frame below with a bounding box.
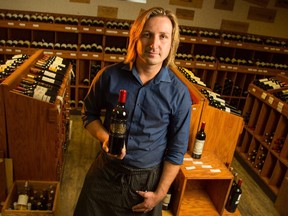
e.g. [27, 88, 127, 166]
[253, 77, 288, 90]
[177, 67, 206, 87]
[274, 89, 288, 103]
[0, 54, 29, 80]
[11, 55, 69, 103]
[9, 181, 56, 211]
[200, 88, 242, 116]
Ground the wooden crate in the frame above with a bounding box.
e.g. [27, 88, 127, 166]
[2, 180, 60, 216]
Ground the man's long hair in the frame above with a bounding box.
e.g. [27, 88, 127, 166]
[124, 7, 180, 68]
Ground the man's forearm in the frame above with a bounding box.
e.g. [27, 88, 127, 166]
[85, 119, 109, 143]
[155, 161, 180, 198]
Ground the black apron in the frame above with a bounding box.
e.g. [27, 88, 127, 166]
[73, 152, 163, 216]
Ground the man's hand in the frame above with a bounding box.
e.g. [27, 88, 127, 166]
[131, 190, 164, 213]
[102, 140, 126, 160]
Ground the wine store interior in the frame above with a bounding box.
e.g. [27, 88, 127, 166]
[0, 0, 287, 215]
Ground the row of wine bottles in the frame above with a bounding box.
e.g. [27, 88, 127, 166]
[179, 27, 287, 47]
[0, 12, 130, 29]
[0, 54, 29, 80]
[175, 53, 288, 70]
[253, 77, 288, 90]
[200, 88, 242, 116]
[8, 181, 56, 211]
[11, 55, 69, 103]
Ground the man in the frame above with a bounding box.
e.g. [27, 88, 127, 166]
[74, 7, 191, 216]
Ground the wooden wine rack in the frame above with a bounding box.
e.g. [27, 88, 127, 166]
[236, 74, 288, 206]
[0, 9, 287, 112]
[171, 66, 243, 215]
[0, 49, 71, 181]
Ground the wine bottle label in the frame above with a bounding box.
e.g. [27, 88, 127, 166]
[44, 70, 57, 79]
[17, 194, 28, 205]
[42, 76, 56, 84]
[193, 139, 205, 155]
[110, 121, 126, 135]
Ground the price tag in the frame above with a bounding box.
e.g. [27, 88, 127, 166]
[106, 30, 118, 34]
[276, 102, 284, 113]
[237, 43, 243, 47]
[122, 31, 129, 35]
[110, 56, 116, 60]
[96, 29, 103, 32]
[202, 165, 212, 168]
[220, 65, 226, 69]
[180, 37, 185, 41]
[264, 46, 269, 50]
[56, 52, 63, 55]
[261, 92, 267, 100]
[81, 53, 88, 57]
[208, 64, 214, 68]
[224, 41, 229, 45]
[185, 62, 191, 66]
[71, 27, 77, 31]
[268, 96, 274, 104]
[252, 88, 256, 92]
[193, 161, 203, 165]
[185, 166, 196, 170]
[202, 39, 208, 43]
[175, 61, 180, 65]
[7, 22, 14, 26]
[44, 51, 53, 55]
[93, 54, 99, 58]
[5, 49, 12, 52]
[119, 56, 125, 60]
[216, 40, 221, 44]
[65, 26, 71, 30]
[210, 169, 221, 173]
[83, 27, 89, 31]
[19, 23, 26, 27]
[0, 48, 3, 51]
[15, 49, 21, 53]
[32, 24, 39, 28]
[190, 38, 196, 42]
[284, 49, 288, 53]
[70, 53, 76, 57]
[233, 67, 238, 70]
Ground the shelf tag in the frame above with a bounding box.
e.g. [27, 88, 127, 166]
[201, 39, 208, 43]
[92, 54, 99, 58]
[227, 66, 232, 69]
[261, 92, 267, 99]
[119, 56, 125, 60]
[71, 27, 77, 31]
[175, 61, 180, 65]
[276, 48, 280, 52]
[252, 88, 256, 92]
[122, 31, 129, 35]
[220, 65, 226, 69]
[15, 49, 21, 53]
[190, 38, 196, 42]
[110, 56, 116, 60]
[284, 49, 288, 53]
[65, 26, 71, 30]
[224, 41, 229, 45]
[208, 64, 214, 68]
[7, 22, 14, 26]
[185, 62, 191, 66]
[184, 157, 193, 161]
[193, 161, 203, 165]
[44, 51, 53, 55]
[5, 49, 12, 52]
[264, 46, 269, 50]
[202, 165, 212, 168]
[56, 52, 63, 55]
[185, 166, 196, 170]
[106, 30, 118, 34]
[32, 24, 39, 28]
[81, 53, 88, 57]
[19, 23, 26, 27]
[268, 96, 274, 104]
[0, 48, 3, 51]
[70, 53, 76, 57]
[210, 169, 221, 173]
[233, 67, 238, 70]
[83, 27, 89, 31]
[270, 47, 276, 51]
[277, 102, 284, 113]
[237, 43, 243, 47]
[96, 29, 103, 32]
[216, 40, 221, 44]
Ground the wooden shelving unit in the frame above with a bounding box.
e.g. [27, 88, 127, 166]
[0, 49, 71, 181]
[236, 74, 288, 204]
[0, 9, 287, 111]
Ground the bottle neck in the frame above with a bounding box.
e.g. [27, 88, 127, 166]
[118, 89, 127, 104]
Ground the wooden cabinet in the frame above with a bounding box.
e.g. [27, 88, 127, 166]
[170, 66, 243, 215]
[171, 152, 234, 216]
[0, 49, 71, 181]
[0, 9, 287, 112]
[236, 74, 288, 203]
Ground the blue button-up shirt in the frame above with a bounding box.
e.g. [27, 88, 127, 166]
[82, 62, 192, 168]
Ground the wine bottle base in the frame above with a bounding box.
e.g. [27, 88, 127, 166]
[192, 153, 202, 159]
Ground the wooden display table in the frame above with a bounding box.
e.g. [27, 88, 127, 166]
[171, 151, 240, 216]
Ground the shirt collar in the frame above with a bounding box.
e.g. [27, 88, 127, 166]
[122, 63, 172, 85]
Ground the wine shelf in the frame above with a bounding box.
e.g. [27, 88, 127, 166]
[236, 74, 288, 205]
[0, 9, 288, 112]
[0, 49, 71, 181]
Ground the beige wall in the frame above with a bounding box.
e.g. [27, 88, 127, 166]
[0, 0, 287, 38]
